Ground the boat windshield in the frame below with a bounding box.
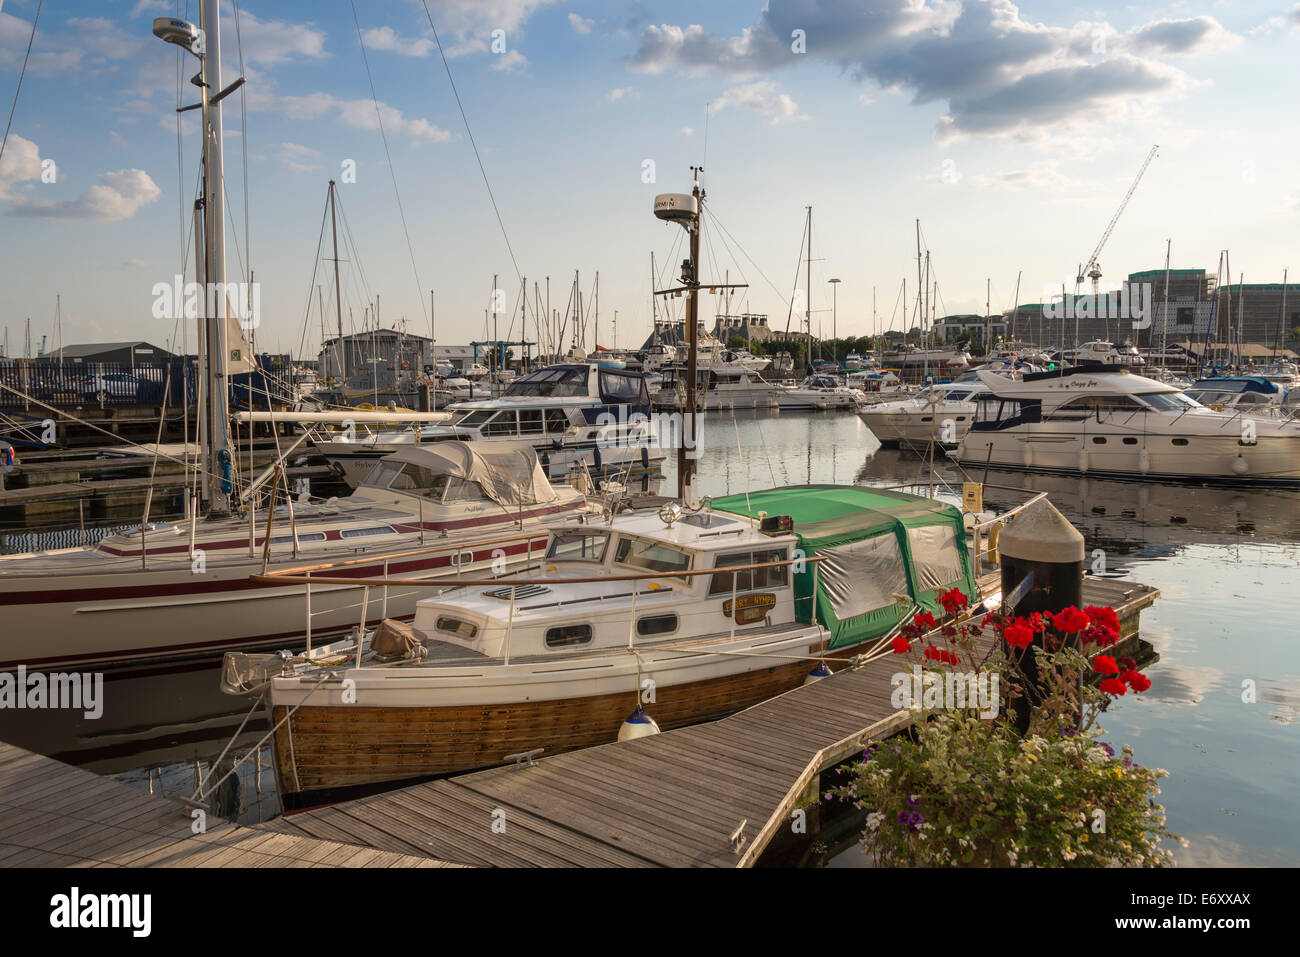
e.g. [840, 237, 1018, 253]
[546, 530, 609, 562]
[504, 367, 589, 398]
[1139, 391, 1200, 412]
[613, 536, 692, 574]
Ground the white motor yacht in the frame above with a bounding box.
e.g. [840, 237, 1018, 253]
[954, 368, 1300, 484]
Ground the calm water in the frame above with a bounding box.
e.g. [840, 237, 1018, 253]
[2, 410, 1296, 866]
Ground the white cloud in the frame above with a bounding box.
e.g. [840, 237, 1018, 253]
[625, 1, 1219, 143]
[7, 168, 162, 221]
[713, 81, 807, 124]
[410, 0, 556, 37]
[490, 49, 528, 72]
[276, 142, 323, 173]
[1128, 16, 1239, 55]
[680, 126, 694, 136]
[227, 8, 328, 67]
[248, 87, 452, 144]
[605, 86, 636, 102]
[130, 1, 171, 17]
[569, 13, 594, 34]
[362, 25, 434, 57]
[0, 133, 43, 202]
[1251, 4, 1300, 34]
[973, 161, 1074, 191]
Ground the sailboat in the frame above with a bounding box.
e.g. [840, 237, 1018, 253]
[0, 3, 593, 670]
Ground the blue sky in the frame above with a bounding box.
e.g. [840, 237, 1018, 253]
[1, 0, 1298, 358]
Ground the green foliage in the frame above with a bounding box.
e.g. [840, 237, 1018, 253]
[828, 609, 1180, 867]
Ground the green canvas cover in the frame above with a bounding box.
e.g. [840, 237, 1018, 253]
[711, 485, 977, 650]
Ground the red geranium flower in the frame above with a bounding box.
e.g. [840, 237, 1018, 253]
[914, 611, 937, 632]
[1093, 655, 1120, 675]
[1052, 606, 1091, 634]
[1121, 668, 1151, 692]
[1085, 605, 1120, 632]
[1098, 678, 1127, 696]
[1084, 622, 1120, 647]
[938, 587, 969, 615]
[1004, 623, 1034, 650]
[892, 636, 911, 654]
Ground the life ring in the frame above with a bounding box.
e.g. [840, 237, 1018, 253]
[402, 360, 410, 369]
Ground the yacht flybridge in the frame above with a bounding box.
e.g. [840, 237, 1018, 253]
[0, 443, 593, 669]
[954, 368, 1300, 484]
[235, 484, 982, 806]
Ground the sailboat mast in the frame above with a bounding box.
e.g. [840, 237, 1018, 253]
[200, 0, 232, 516]
[806, 206, 812, 368]
[680, 167, 703, 501]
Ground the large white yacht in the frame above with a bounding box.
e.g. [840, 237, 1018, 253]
[953, 368, 1300, 484]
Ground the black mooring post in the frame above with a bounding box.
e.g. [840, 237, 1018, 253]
[996, 498, 1085, 736]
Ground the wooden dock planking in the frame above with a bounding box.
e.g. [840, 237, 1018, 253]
[0, 742, 462, 867]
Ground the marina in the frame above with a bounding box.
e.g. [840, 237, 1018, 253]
[0, 0, 1293, 913]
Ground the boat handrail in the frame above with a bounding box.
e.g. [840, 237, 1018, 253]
[254, 554, 824, 589]
[261, 530, 552, 576]
[969, 490, 1049, 532]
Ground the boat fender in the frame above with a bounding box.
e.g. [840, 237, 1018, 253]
[1078, 450, 1089, 474]
[1138, 448, 1151, 475]
[218, 449, 233, 496]
[803, 660, 833, 686]
[618, 705, 660, 741]
[592, 446, 602, 472]
[1232, 453, 1249, 475]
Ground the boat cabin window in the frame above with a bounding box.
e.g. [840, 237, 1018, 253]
[614, 537, 692, 574]
[269, 532, 328, 545]
[636, 614, 679, 637]
[484, 412, 518, 436]
[1046, 395, 1144, 419]
[436, 616, 478, 639]
[547, 530, 609, 561]
[361, 461, 404, 489]
[505, 367, 590, 398]
[545, 408, 572, 432]
[518, 409, 544, 434]
[341, 526, 396, 539]
[442, 477, 488, 503]
[387, 462, 452, 498]
[545, 623, 592, 648]
[709, 548, 789, 595]
[454, 409, 494, 428]
[599, 370, 647, 404]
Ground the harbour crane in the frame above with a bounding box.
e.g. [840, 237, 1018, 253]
[1076, 144, 1159, 295]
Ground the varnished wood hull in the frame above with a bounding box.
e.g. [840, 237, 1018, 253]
[274, 655, 814, 806]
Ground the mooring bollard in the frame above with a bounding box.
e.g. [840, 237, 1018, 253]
[996, 498, 1085, 735]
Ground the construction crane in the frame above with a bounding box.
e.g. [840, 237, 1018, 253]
[1076, 144, 1159, 294]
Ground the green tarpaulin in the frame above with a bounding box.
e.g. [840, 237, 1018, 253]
[712, 485, 977, 650]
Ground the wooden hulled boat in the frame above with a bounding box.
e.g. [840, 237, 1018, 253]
[236, 485, 984, 808]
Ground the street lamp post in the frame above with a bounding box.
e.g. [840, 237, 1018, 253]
[828, 278, 841, 364]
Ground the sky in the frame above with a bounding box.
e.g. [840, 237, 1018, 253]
[1, 0, 1298, 359]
